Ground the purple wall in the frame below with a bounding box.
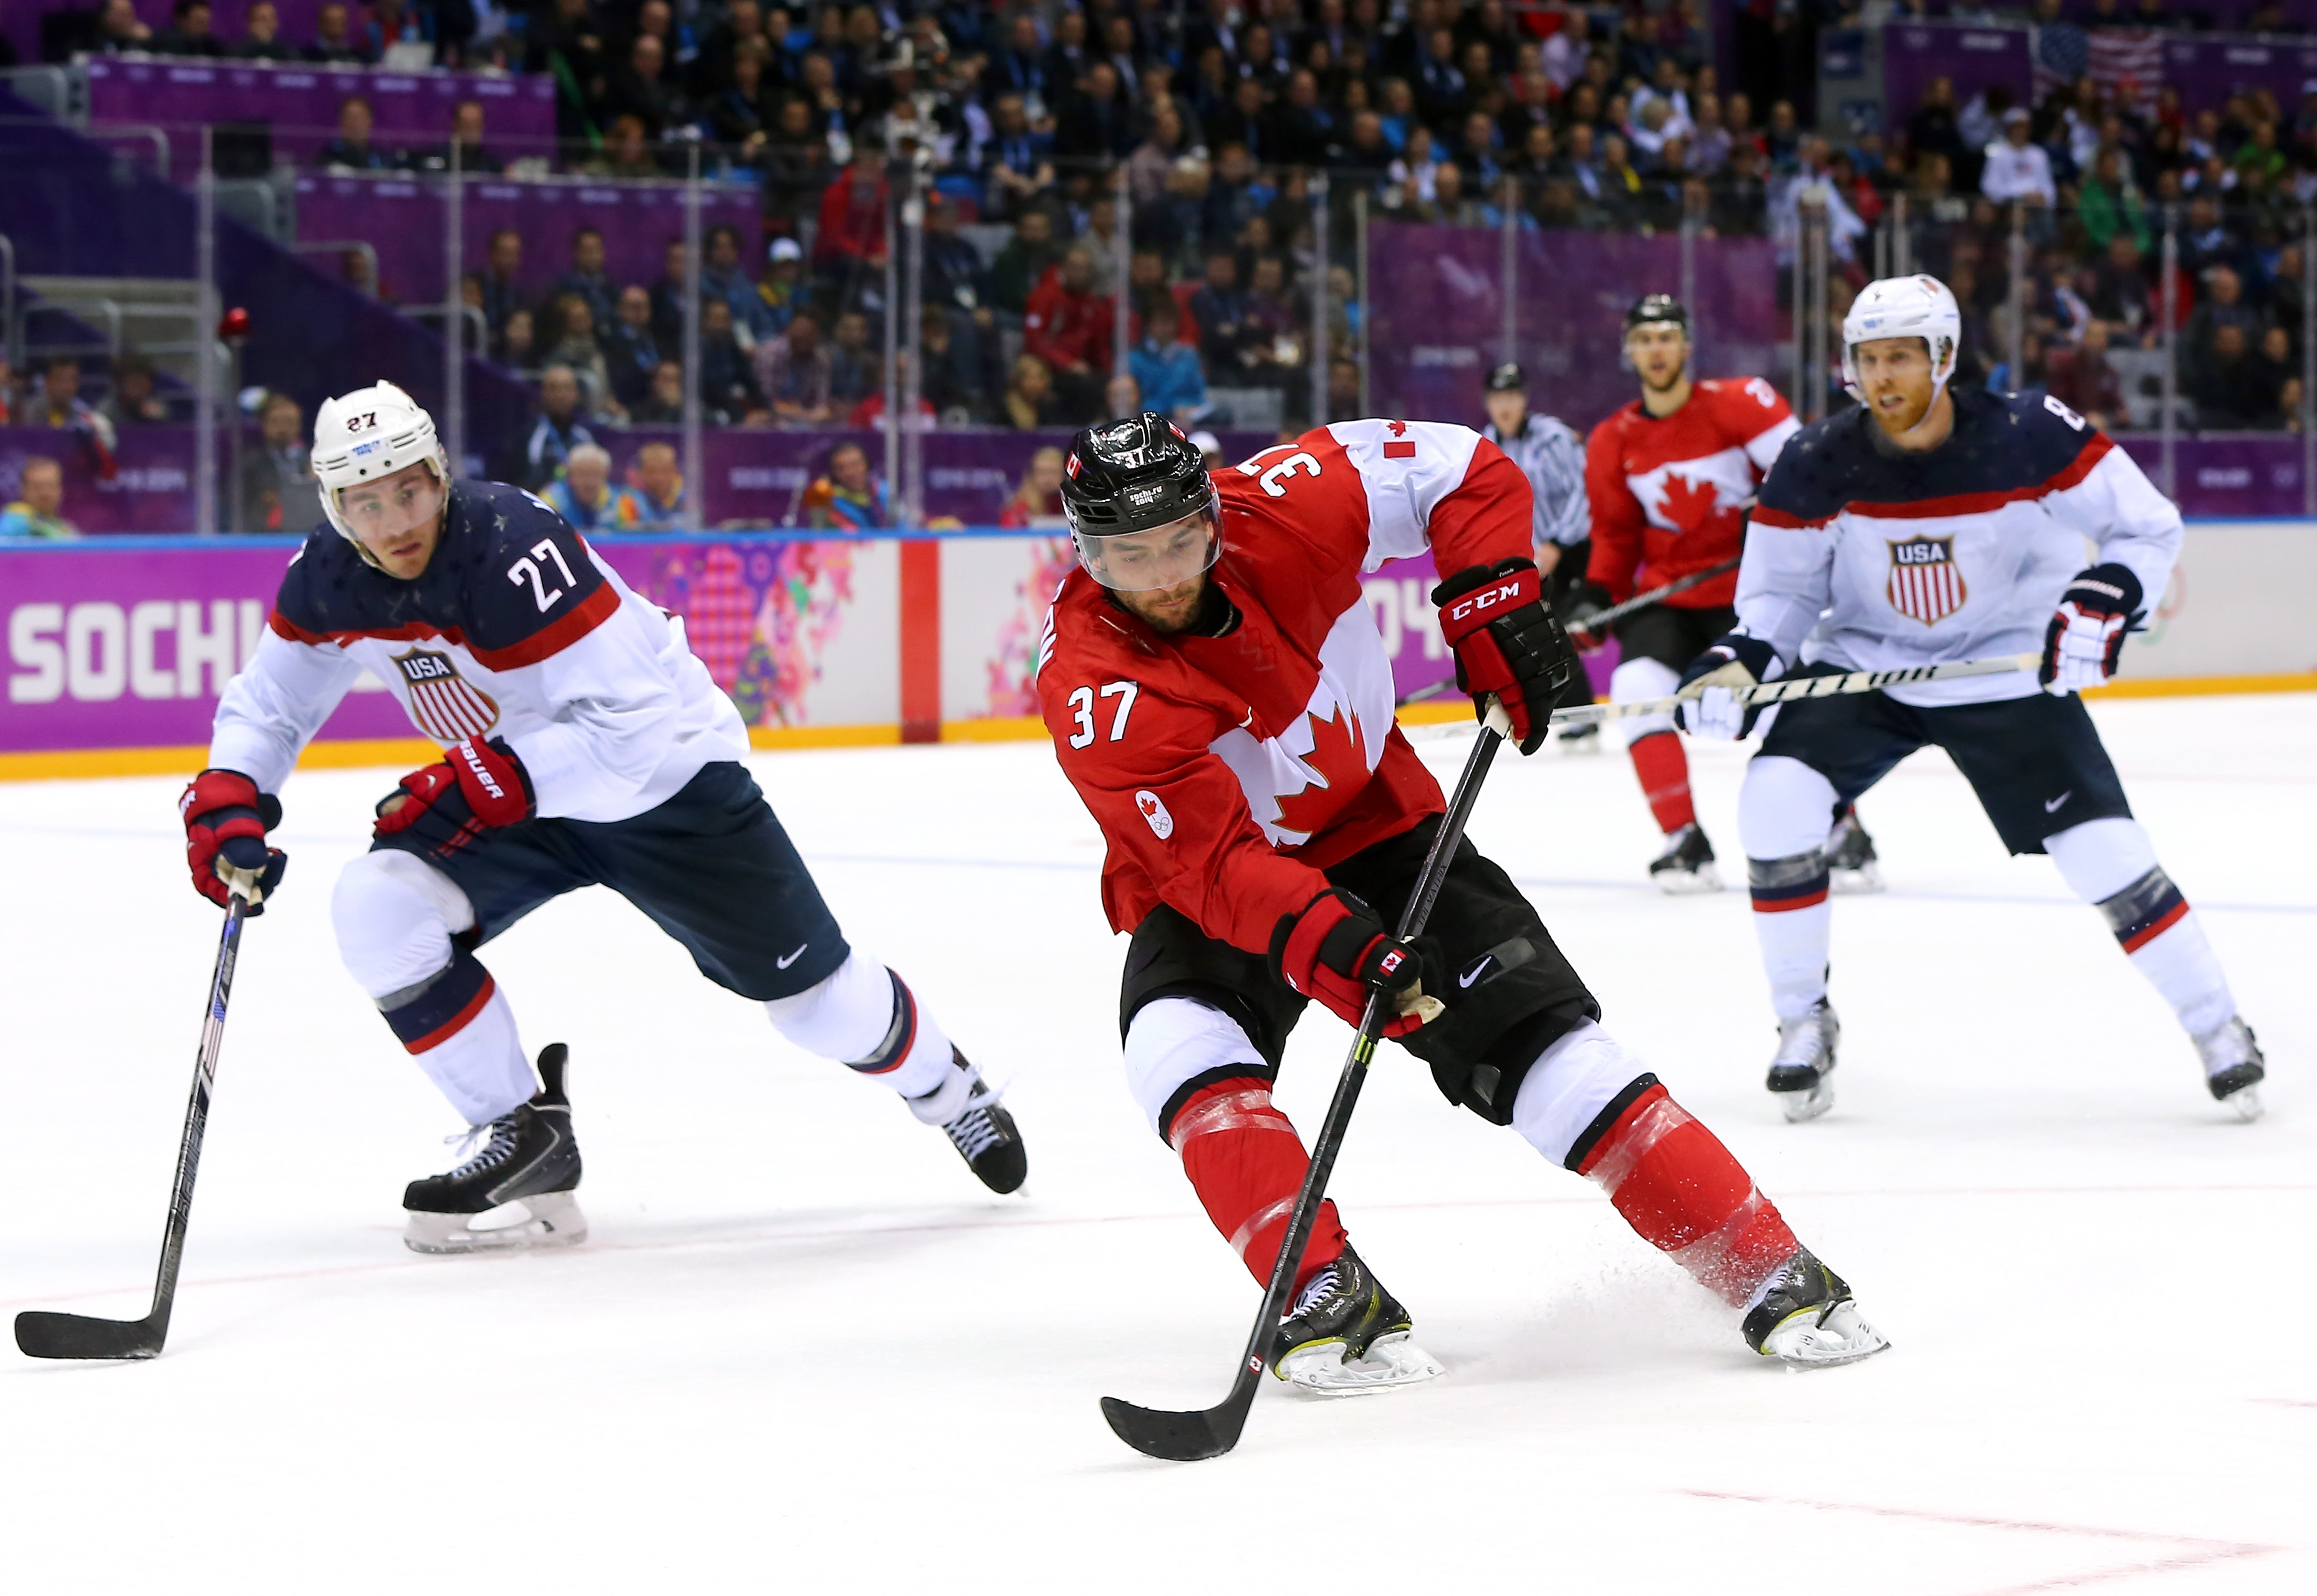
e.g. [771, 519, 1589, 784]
[86, 56, 557, 177]
[294, 174, 761, 309]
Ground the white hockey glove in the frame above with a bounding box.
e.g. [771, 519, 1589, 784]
[2040, 564, 2142, 696]
[1674, 633, 1781, 741]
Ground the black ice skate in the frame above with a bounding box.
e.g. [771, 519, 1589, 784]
[1556, 720, 1602, 754]
[907, 1047, 1028, 1194]
[2195, 1016, 2265, 1122]
[1768, 999, 1839, 1122]
[1649, 823, 1721, 893]
[1270, 1246, 1442, 1394]
[403, 1044, 585, 1254]
[1826, 806, 1884, 894]
[1742, 1247, 1890, 1367]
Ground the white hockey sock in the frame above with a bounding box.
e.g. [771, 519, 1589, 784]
[1739, 756, 1840, 1021]
[408, 985, 535, 1127]
[2048, 819, 2237, 1040]
[764, 951, 962, 1117]
[1509, 1021, 1652, 1166]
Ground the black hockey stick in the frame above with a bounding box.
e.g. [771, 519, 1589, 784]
[1100, 702, 1512, 1461]
[17, 890, 248, 1360]
[1395, 556, 1742, 708]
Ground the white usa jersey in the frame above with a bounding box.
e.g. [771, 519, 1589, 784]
[1740, 388, 2182, 706]
[210, 479, 746, 820]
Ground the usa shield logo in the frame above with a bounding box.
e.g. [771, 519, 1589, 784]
[392, 647, 501, 744]
[1886, 536, 1967, 626]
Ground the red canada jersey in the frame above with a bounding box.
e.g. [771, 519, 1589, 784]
[1584, 376, 1799, 608]
[1038, 420, 1532, 956]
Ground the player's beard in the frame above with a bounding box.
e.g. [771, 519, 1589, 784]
[1637, 360, 1686, 397]
[1867, 379, 1937, 440]
[1115, 572, 1213, 634]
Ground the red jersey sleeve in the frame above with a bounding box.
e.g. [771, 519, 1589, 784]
[1039, 630, 1327, 954]
[1584, 416, 1648, 603]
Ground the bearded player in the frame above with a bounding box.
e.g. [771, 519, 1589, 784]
[1569, 295, 1879, 891]
[1675, 276, 2266, 1123]
[1036, 412, 1887, 1392]
[184, 382, 1025, 1253]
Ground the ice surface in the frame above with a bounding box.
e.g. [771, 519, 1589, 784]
[0, 695, 2310, 1592]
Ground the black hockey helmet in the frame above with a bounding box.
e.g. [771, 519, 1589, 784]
[1060, 411, 1223, 592]
[1485, 360, 1525, 393]
[1624, 294, 1693, 340]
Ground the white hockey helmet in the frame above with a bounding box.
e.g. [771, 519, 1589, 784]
[311, 380, 451, 553]
[1841, 274, 1962, 405]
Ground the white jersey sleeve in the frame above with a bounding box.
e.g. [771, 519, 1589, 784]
[1319, 418, 1488, 568]
[208, 628, 365, 792]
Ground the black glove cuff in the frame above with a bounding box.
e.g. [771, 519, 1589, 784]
[2067, 562, 2144, 620]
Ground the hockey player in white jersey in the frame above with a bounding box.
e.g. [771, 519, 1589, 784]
[181, 382, 1026, 1252]
[1675, 276, 2265, 1122]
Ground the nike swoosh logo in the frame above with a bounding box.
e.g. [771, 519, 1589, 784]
[1458, 960, 1492, 989]
[2044, 791, 2072, 813]
[776, 943, 809, 969]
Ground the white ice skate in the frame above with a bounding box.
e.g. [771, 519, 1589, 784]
[1767, 1001, 1839, 1122]
[1744, 1249, 1891, 1369]
[1278, 1331, 1447, 1396]
[2195, 1016, 2266, 1123]
[404, 1190, 588, 1255]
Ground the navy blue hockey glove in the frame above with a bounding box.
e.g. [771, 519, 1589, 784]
[1433, 558, 1580, 755]
[180, 769, 287, 912]
[373, 738, 535, 861]
[2040, 562, 2143, 696]
[1556, 582, 1614, 648]
[1674, 633, 1781, 741]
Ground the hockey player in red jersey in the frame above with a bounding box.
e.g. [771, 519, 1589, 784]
[1036, 412, 1887, 1390]
[1568, 296, 1879, 891]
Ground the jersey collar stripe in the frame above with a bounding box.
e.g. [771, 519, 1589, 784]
[269, 611, 461, 650]
[1758, 433, 2114, 527]
[466, 580, 620, 670]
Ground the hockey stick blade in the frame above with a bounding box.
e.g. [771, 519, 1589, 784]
[1099, 1392, 1245, 1462]
[15, 1310, 164, 1361]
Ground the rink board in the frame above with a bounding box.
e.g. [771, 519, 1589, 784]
[0, 522, 2312, 778]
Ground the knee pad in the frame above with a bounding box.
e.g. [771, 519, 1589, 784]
[2046, 817, 2160, 906]
[1739, 754, 1840, 862]
[1509, 1020, 1654, 1168]
[332, 850, 475, 1002]
[1610, 656, 1681, 744]
[1125, 996, 1271, 1140]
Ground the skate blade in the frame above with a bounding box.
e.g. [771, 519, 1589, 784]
[1829, 863, 1884, 894]
[403, 1190, 588, 1255]
[2220, 1085, 2264, 1123]
[1556, 731, 1603, 756]
[1652, 864, 1722, 895]
[1279, 1331, 1443, 1396]
[1773, 1079, 1835, 1123]
[1761, 1301, 1890, 1368]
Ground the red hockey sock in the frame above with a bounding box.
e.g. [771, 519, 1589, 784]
[1576, 1084, 1798, 1305]
[1628, 730, 1697, 835]
[1169, 1079, 1348, 1291]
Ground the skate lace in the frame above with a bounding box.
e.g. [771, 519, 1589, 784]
[943, 1083, 1010, 1163]
[441, 1115, 522, 1181]
[1288, 1265, 1341, 1320]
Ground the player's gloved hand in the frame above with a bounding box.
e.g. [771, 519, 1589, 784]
[180, 769, 287, 913]
[372, 737, 534, 860]
[1433, 557, 1579, 756]
[1557, 581, 1614, 648]
[2040, 562, 2143, 696]
[1271, 889, 1439, 1037]
[1675, 633, 1782, 741]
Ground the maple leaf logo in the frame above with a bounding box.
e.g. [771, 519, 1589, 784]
[1654, 471, 1723, 535]
[1272, 701, 1369, 844]
[1387, 419, 1407, 436]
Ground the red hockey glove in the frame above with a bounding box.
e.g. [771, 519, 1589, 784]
[180, 768, 287, 912]
[372, 738, 534, 860]
[1433, 558, 1580, 755]
[2040, 562, 2143, 696]
[1269, 890, 1433, 1037]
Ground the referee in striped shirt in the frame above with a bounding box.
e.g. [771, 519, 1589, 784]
[1482, 361, 1597, 742]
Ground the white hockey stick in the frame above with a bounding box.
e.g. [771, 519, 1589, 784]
[1402, 651, 2041, 741]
